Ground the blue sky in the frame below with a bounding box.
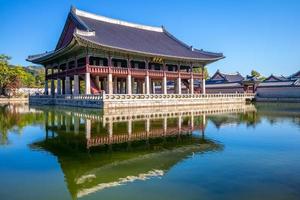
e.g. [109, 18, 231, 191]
[0, 0, 299, 76]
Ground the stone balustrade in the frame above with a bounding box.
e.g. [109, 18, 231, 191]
[29, 93, 255, 108]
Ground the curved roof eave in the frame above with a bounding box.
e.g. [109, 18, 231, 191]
[75, 34, 225, 64]
[27, 38, 78, 64]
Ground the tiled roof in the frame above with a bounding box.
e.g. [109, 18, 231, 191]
[27, 7, 224, 64]
[206, 70, 244, 84]
[73, 8, 224, 61]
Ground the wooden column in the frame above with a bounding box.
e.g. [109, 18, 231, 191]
[190, 75, 194, 94]
[162, 74, 167, 94]
[126, 59, 132, 94]
[202, 65, 206, 94]
[176, 76, 181, 94]
[85, 73, 91, 95]
[145, 72, 150, 94]
[127, 75, 132, 94]
[107, 73, 113, 95]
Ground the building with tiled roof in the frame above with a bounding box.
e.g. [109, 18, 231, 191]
[27, 7, 224, 96]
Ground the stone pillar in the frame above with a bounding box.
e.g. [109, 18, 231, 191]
[176, 77, 181, 94]
[108, 120, 113, 141]
[85, 119, 91, 140]
[202, 78, 206, 94]
[162, 74, 167, 94]
[126, 74, 132, 94]
[163, 117, 167, 134]
[50, 79, 55, 96]
[178, 115, 182, 131]
[44, 80, 49, 95]
[107, 73, 113, 94]
[74, 116, 80, 134]
[191, 113, 194, 130]
[127, 119, 132, 136]
[113, 77, 118, 94]
[145, 118, 150, 133]
[190, 76, 194, 94]
[73, 75, 79, 95]
[145, 74, 150, 94]
[57, 79, 62, 95]
[65, 77, 71, 95]
[85, 73, 91, 95]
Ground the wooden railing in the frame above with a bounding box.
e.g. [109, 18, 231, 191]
[88, 65, 203, 79]
[45, 65, 203, 79]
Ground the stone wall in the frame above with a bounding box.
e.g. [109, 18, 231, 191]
[256, 86, 300, 98]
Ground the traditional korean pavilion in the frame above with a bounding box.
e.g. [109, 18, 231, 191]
[27, 7, 224, 96]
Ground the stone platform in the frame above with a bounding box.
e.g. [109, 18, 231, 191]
[29, 93, 255, 109]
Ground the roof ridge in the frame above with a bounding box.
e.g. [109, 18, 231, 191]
[73, 7, 163, 32]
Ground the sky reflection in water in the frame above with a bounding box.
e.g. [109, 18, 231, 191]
[0, 103, 299, 200]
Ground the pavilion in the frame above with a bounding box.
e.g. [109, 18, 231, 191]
[27, 7, 224, 96]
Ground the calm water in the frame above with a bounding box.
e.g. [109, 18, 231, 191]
[0, 103, 300, 200]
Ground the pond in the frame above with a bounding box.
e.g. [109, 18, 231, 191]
[0, 103, 299, 200]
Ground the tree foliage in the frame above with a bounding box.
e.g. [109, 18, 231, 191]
[251, 70, 261, 78]
[0, 54, 44, 96]
[193, 66, 209, 79]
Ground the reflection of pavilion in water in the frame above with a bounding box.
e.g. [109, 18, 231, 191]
[41, 103, 256, 148]
[32, 104, 256, 199]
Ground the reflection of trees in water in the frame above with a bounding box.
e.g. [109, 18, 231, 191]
[0, 104, 44, 145]
[209, 103, 300, 129]
[209, 111, 260, 129]
[255, 103, 300, 128]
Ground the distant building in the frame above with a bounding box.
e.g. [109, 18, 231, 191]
[256, 72, 300, 99]
[204, 70, 258, 93]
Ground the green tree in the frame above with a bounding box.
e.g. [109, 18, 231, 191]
[193, 66, 209, 79]
[251, 70, 261, 78]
